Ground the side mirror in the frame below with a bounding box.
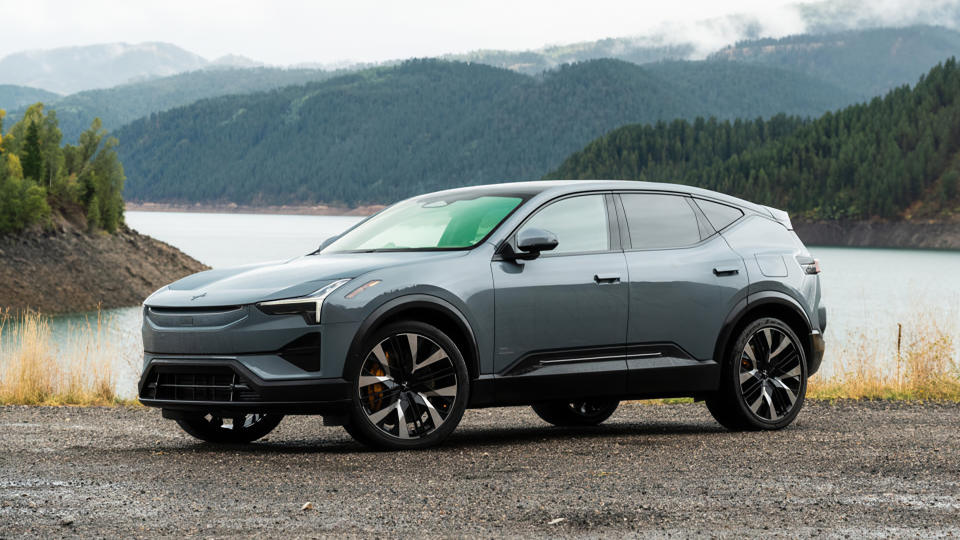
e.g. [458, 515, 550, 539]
[318, 234, 341, 252]
[511, 227, 558, 260]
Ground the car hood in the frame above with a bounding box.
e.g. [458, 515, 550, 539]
[145, 251, 467, 308]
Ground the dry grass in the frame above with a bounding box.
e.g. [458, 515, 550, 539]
[0, 309, 136, 405]
[808, 314, 960, 401]
[1, 306, 958, 407]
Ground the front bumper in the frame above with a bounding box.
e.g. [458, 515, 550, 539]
[139, 303, 362, 414]
[138, 357, 351, 415]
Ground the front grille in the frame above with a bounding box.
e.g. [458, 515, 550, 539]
[145, 305, 246, 329]
[141, 366, 261, 402]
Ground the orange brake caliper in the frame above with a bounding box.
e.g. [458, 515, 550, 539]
[367, 362, 386, 411]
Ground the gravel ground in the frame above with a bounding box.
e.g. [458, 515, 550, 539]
[1, 401, 958, 538]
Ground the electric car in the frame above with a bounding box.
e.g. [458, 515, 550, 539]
[139, 180, 825, 449]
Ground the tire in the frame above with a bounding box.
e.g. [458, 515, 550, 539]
[531, 399, 619, 427]
[706, 317, 808, 431]
[343, 320, 470, 450]
[175, 413, 283, 443]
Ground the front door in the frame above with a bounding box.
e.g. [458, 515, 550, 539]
[491, 194, 629, 402]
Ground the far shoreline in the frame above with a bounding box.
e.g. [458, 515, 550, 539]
[125, 201, 383, 216]
[125, 203, 960, 250]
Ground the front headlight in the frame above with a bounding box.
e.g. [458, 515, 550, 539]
[256, 278, 351, 324]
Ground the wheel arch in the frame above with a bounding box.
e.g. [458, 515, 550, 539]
[714, 292, 814, 369]
[346, 294, 481, 381]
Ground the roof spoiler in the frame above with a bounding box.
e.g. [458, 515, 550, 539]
[763, 206, 793, 230]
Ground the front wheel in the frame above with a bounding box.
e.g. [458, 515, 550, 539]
[344, 321, 470, 450]
[532, 399, 619, 426]
[706, 317, 807, 430]
[175, 413, 283, 443]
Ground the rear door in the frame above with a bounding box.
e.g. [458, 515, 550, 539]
[616, 192, 748, 395]
[491, 193, 629, 402]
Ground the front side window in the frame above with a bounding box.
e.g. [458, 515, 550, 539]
[324, 194, 524, 252]
[620, 193, 701, 249]
[518, 195, 609, 254]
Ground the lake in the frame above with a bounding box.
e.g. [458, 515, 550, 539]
[36, 212, 960, 397]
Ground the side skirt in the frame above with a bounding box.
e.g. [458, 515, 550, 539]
[468, 343, 721, 408]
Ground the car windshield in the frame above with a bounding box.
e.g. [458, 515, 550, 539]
[322, 194, 525, 252]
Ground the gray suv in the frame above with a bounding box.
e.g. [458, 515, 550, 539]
[139, 181, 826, 449]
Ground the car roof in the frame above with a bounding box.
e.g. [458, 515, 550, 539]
[422, 180, 768, 214]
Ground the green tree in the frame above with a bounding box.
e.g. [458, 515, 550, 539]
[0, 104, 125, 234]
[86, 194, 101, 232]
[21, 120, 43, 181]
[942, 169, 959, 202]
[0, 109, 6, 155]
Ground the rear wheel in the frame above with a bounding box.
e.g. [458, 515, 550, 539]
[532, 399, 619, 426]
[707, 317, 807, 430]
[344, 321, 469, 449]
[175, 413, 283, 443]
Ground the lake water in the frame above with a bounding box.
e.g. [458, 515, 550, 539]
[27, 212, 960, 397]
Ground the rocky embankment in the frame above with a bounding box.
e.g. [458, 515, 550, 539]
[0, 220, 206, 314]
[794, 219, 960, 249]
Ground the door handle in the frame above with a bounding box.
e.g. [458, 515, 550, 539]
[713, 267, 740, 276]
[594, 273, 621, 284]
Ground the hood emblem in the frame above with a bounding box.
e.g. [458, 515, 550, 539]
[190, 292, 207, 301]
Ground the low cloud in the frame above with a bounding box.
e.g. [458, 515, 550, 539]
[631, 0, 960, 59]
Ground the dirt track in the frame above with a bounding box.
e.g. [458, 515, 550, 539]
[1, 401, 958, 538]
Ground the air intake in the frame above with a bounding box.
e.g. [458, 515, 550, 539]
[141, 366, 261, 402]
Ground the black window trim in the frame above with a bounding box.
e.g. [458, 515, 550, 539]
[691, 196, 746, 233]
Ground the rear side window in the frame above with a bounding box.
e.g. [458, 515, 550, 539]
[520, 195, 609, 254]
[620, 193, 701, 249]
[695, 199, 744, 231]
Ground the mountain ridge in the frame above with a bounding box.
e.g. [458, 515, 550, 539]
[9, 67, 339, 143]
[0, 42, 211, 94]
[709, 25, 960, 97]
[113, 58, 856, 206]
[0, 84, 61, 112]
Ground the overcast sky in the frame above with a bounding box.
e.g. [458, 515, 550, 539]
[1, 0, 957, 65]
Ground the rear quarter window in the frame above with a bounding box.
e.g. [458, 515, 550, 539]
[695, 199, 744, 232]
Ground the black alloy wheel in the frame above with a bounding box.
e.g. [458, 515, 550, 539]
[707, 317, 807, 430]
[345, 321, 469, 449]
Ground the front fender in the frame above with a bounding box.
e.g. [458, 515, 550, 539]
[343, 293, 481, 379]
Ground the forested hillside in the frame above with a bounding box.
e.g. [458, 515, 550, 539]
[117, 58, 854, 206]
[7, 26, 956, 146]
[8, 68, 337, 143]
[711, 26, 960, 98]
[0, 106, 125, 234]
[0, 85, 61, 113]
[548, 59, 960, 221]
